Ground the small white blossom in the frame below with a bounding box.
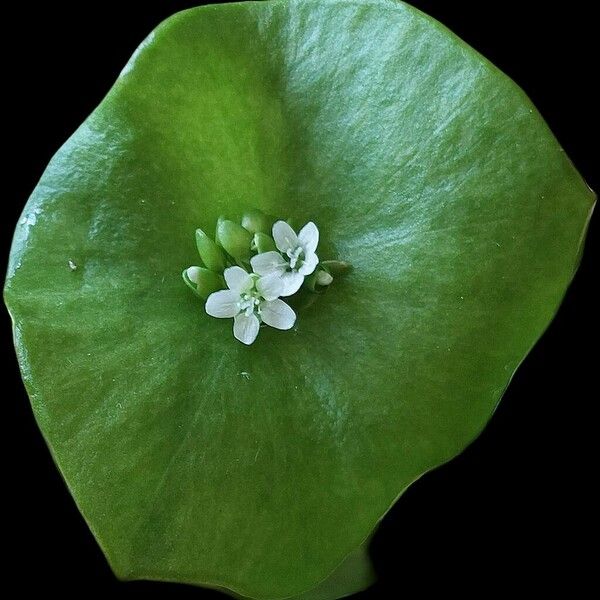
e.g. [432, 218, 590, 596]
[205, 266, 296, 345]
[250, 221, 319, 296]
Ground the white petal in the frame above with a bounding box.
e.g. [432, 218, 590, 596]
[298, 252, 319, 276]
[255, 272, 285, 301]
[260, 299, 296, 330]
[298, 221, 319, 254]
[272, 221, 299, 253]
[233, 313, 260, 345]
[205, 290, 240, 318]
[224, 266, 253, 293]
[251, 251, 287, 276]
[279, 271, 304, 296]
[186, 266, 202, 284]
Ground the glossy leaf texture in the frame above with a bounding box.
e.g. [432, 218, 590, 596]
[4, 1, 594, 598]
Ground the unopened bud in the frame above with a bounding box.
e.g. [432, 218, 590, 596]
[182, 266, 224, 299]
[303, 268, 333, 292]
[242, 209, 276, 235]
[195, 228, 226, 273]
[315, 270, 333, 286]
[216, 219, 253, 263]
[252, 232, 277, 254]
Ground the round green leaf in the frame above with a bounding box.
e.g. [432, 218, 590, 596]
[4, 1, 594, 599]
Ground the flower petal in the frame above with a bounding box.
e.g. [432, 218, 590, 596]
[251, 251, 287, 276]
[272, 221, 299, 253]
[298, 221, 319, 254]
[224, 266, 253, 293]
[256, 272, 285, 301]
[260, 299, 296, 330]
[279, 271, 304, 296]
[298, 252, 319, 276]
[233, 313, 260, 345]
[205, 290, 240, 318]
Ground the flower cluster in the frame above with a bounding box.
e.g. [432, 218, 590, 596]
[183, 209, 348, 345]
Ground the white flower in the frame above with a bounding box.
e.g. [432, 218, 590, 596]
[205, 266, 296, 345]
[250, 221, 319, 296]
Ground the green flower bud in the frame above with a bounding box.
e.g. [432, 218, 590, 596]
[195, 228, 226, 273]
[304, 265, 337, 292]
[216, 219, 253, 263]
[252, 232, 277, 254]
[182, 266, 224, 299]
[242, 209, 276, 235]
[215, 215, 227, 240]
[316, 270, 333, 286]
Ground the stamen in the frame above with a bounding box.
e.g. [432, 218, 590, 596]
[287, 246, 304, 269]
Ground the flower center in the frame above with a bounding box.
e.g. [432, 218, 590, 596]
[287, 246, 304, 270]
[238, 291, 261, 317]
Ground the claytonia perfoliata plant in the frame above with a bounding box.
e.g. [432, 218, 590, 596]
[183, 209, 349, 345]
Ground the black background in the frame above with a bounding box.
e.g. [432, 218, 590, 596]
[3, 1, 597, 597]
